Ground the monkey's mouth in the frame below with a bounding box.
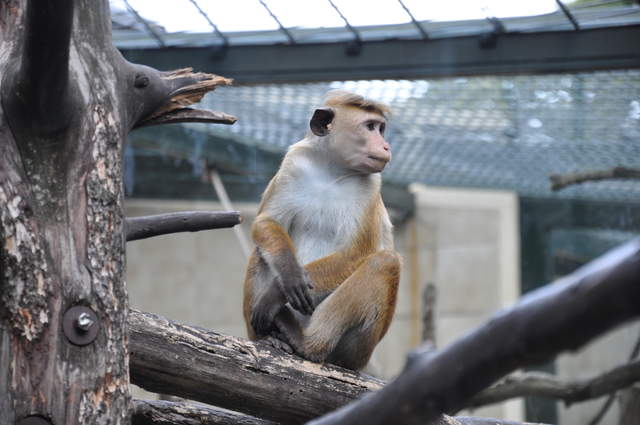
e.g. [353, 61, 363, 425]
[368, 155, 389, 164]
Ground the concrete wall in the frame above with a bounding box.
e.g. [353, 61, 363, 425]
[126, 199, 256, 339]
[402, 184, 523, 421]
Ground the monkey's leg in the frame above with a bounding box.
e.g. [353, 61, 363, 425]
[302, 250, 400, 370]
[270, 289, 333, 356]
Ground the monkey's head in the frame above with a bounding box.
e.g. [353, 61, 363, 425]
[310, 91, 391, 174]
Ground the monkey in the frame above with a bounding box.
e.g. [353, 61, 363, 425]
[243, 90, 400, 371]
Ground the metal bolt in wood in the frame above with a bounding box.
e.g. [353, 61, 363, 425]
[63, 306, 99, 346]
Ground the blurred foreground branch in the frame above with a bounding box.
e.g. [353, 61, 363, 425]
[308, 239, 640, 425]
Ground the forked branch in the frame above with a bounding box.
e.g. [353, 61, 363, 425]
[467, 359, 640, 408]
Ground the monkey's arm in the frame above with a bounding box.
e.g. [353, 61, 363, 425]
[252, 215, 314, 315]
[304, 252, 363, 292]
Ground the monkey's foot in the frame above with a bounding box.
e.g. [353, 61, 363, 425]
[263, 335, 294, 354]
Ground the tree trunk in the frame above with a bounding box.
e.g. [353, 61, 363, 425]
[0, 2, 130, 423]
[0, 1, 234, 423]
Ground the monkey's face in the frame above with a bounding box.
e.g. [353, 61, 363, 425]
[330, 108, 391, 174]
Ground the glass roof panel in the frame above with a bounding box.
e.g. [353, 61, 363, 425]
[328, 0, 412, 26]
[403, 0, 561, 22]
[194, 0, 279, 32]
[110, 0, 572, 35]
[263, 0, 344, 29]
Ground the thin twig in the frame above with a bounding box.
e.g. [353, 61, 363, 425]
[467, 359, 640, 408]
[587, 329, 640, 425]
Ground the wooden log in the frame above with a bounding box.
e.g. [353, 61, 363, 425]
[129, 398, 545, 425]
[128, 309, 384, 425]
[130, 399, 277, 425]
[125, 211, 242, 242]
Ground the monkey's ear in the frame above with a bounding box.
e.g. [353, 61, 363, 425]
[310, 107, 335, 137]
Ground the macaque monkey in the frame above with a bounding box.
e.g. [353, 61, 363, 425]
[243, 91, 400, 371]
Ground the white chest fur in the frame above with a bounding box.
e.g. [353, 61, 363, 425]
[280, 158, 375, 265]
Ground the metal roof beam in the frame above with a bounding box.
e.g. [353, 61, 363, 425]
[120, 25, 640, 84]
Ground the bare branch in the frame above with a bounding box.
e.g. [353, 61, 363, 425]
[586, 329, 640, 425]
[135, 69, 235, 129]
[550, 167, 640, 191]
[307, 239, 640, 425]
[467, 359, 640, 408]
[125, 211, 241, 242]
[131, 399, 277, 425]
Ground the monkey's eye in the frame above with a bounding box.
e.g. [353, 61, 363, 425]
[366, 122, 376, 131]
[380, 123, 386, 135]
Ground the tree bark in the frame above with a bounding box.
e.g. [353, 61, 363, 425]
[0, 2, 130, 423]
[307, 238, 640, 425]
[0, 1, 234, 423]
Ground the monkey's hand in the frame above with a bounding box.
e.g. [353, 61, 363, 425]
[276, 269, 315, 315]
